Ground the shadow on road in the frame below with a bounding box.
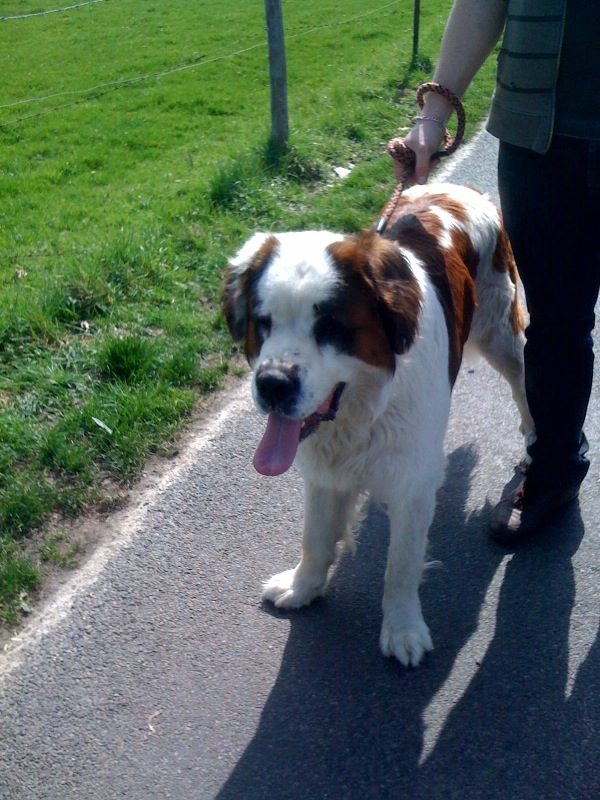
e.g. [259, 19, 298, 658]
[216, 445, 598, 800]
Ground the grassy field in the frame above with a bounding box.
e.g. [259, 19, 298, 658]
[0, 0, 497, 625]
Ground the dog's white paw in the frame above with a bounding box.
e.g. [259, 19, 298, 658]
[379, 617, 433, 667]
[262, 567, 326, 609]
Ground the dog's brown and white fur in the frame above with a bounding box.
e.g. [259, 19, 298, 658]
[223, 184, 533, 666]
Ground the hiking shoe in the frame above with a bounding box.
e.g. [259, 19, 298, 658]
[489, 469, 581, 543]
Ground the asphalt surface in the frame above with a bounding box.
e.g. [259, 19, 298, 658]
[1, 131, 599, 800]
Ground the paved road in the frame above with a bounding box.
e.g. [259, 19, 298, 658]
[1, 132, 599, 800]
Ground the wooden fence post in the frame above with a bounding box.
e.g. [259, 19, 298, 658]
[264, 0, 289, 152]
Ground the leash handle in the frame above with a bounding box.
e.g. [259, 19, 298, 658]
[387, 83, 466, 167]
[415, 82, 466, 159]
[376, 83, 465, 234]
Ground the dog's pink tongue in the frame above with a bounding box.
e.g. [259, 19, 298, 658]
[253, 413, 303, 476]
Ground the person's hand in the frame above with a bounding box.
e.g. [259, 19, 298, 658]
[400, 117, 445, 185]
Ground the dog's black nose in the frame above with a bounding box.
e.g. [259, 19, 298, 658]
[255, 363, 301, 413]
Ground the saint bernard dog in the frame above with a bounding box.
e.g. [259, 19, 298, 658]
[222, 183, 533, 667]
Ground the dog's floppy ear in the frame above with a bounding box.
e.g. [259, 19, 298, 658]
[222, 233, 280, 344]
[329, 233, 423, 357]
[363, 235, 423, 355]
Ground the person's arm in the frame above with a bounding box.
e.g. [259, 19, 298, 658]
[399, 0, 508, 184]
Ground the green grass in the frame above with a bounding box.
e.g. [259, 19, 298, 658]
[0, 0, 498, 625]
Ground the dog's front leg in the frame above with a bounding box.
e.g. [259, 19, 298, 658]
[262, 482, 356, 609]
[380, 493, 435, 667]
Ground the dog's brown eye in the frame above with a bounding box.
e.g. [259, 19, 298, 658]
[314, 304, 336, 325]
[256, 315, 272, 337]
[313, 304, 352, 351]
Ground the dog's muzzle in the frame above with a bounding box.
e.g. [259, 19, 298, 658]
[252, 362, 346, 477]
[255, 361, 301, 415]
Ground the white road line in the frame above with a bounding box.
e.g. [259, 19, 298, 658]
[0, 380, 251, 681]
[436, 122, 489, 182]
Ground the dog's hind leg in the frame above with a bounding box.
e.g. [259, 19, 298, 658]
[379, 489, 436, 667]
[469, 282, 534, 439]
[262, 482, 358, 609]
[474, 330, 533, 438]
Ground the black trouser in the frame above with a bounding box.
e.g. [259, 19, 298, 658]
[498, 135, 600, 486]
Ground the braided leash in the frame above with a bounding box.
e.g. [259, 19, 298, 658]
[375, 82, 466, 234]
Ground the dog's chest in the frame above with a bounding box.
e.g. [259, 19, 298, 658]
[295, 400, 406, 490]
